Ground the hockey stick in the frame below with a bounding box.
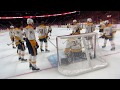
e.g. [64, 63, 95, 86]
[9, 21, 13, 25]
[48, 38, 57, 48]
[7, 43, 12, 46]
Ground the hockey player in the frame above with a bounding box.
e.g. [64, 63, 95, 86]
[85, 18, 95, 49]
[67, 23, 71, 30]
[102, 20, 115, 51]
[63, 20, 85, 64]
[85, 18, 95, 33]
[14, 24, 27, 62]
[48, 26, 52, 36]
[71, 19, 82, 35]
[99, 19, 105, 38]
[36, 21, 50, 52]
[65, 20, 82, 54]
[24, 18, 40, 71]
[9, 25, 16, 48]
[64, 38, 83, 57]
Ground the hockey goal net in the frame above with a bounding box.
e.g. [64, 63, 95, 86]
[56, 32, 108, 76]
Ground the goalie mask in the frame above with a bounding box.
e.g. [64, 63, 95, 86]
[27, 18, 34, 24]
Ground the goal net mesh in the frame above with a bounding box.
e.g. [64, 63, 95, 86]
[56, 32, 108, 76]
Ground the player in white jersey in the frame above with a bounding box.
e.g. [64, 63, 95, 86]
[71, 19, 82, 35]
[85, 18, 95, 33]
[67, 23, 71, 30]
[9, 25, 16, 48]
[24, 18, 40, 71]
[62, 20, 86, 64]
[48, 26, 52, 36]
[99, 19, 105, 38]
[14, 24, 27, 62]
[36, 21, 50, 52]
[65, 20, 82, 54]
[85, 18, 95, 49]
[102, 20, 115, 51]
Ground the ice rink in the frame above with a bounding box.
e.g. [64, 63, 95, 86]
[0, 25, 120, 79]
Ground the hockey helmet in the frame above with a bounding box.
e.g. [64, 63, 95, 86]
[27, 18, 34, 24]
[73, 19, 77, 23]
[87, 18, 92, 22]
[10, 25, 14, 29]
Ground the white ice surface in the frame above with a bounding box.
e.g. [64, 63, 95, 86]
[0, 26, 120, 79]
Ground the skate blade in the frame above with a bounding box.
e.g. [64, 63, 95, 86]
[111, 49, 115, 51]
[32, 69, 41, 72]
[21, 61, 28, 63]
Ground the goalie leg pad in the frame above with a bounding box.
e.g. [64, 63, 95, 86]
[61, 58, 70, 65]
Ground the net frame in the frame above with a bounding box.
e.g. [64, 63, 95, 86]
[56, 32, 108, 76]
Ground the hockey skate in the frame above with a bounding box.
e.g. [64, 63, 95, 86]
[111, 47, 115, 51]
[41, 49, 44, 52]
[19, 57, 21, 61]
[99, 36, 102, 38]
[13, 46, 16, 49]
[21, 58, 27, 62]
[99, 36, 104, 38]
[102, 45, 106, 48]
[31, 65, 40, 71]
[45, 49, 50, 52]
[29, 63, 32, 69]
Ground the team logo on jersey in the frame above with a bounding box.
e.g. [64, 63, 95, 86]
[30, 31, 33, 34]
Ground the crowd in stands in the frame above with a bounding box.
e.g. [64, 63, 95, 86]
[0, 11, 120, 30]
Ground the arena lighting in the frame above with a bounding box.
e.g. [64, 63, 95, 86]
[36, 11, 77, 17]
[23, 16, 36, 18]
[0, 11, 79, 19]
[0, 16, 23, 19]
